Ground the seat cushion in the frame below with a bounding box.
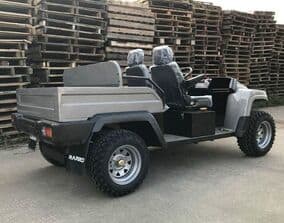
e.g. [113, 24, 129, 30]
[191, 95, 213, 108]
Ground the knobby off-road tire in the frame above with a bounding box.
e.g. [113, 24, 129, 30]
[39, 142, 65, 167]
[86, 129, 149, 197]
[237, 111, 276, 157]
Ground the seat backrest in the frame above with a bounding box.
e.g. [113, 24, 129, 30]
[151, 46, 188, 108]
[151, 65, 187, 108]
[125, 49, 151, 87]
[126, 65, 152, 87]
[63, 61, 122, 87]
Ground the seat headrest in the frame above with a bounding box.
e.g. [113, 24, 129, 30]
[127, 49, 144, 67]
[153, 46, 174, 66]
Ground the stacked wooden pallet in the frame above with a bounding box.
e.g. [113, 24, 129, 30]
[271, 25, 284, 96]
[191, 1, 222, 77]
[249, 11, 276, 92]
[29, 0, 106, 86]
[0, 0, 32, 138]
[105, 0, 155, 69]
[221, 11, 256, 85]
[138, 0, 193, 68]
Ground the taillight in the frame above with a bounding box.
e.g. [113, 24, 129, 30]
[41, 127, 53, 138]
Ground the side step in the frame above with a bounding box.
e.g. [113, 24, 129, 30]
[164, 128, 235, 146]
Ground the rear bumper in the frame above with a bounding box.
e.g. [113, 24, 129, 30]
[12, 113, 93, 146]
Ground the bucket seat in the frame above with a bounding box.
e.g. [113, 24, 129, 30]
[150, 46, 213, 110]
[125, 49, 152, 87]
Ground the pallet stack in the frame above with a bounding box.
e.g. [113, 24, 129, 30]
[221, 11, 256, 85]
[271, 25, 284, 96]
[105, 0, 155, 69]
[138, 0, 193, 68]
[191, 1, 222, 77]
[0, 0, 32, 139]
[249, 11, 276, 93]
[29, 0, 106, 86]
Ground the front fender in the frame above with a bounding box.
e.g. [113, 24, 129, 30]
[224, 89, 268, 131]
[245, 91, 268, 116]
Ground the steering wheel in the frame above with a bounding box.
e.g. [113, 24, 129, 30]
[181, 67, 193, 80]
[183, 74, 207, 88]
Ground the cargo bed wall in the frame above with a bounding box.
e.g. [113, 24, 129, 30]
[17, 87, 164, 122]
[17, 88, 60, 121]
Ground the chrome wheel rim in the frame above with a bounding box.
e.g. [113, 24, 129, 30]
[256, 121, 272, 150]
[108, 145, 142, 185]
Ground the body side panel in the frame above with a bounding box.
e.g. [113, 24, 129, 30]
[224, 87, 268, 131]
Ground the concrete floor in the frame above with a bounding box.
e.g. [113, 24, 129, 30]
[0, 107, 283, 223]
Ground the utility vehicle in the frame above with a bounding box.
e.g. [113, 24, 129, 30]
[12, 46, 276, 196]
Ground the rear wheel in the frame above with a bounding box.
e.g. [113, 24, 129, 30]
[237, 111, 275, 157]
[86, 129, 149, 197]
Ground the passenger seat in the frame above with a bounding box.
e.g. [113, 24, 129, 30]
[125, 49, 152, 87]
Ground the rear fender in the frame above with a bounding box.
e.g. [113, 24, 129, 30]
[66, 111, 166, 175]
[90, 111, 166, 147]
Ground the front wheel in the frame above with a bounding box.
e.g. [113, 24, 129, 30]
[86, 129, 149, 197]
[237, 111, 276, 157]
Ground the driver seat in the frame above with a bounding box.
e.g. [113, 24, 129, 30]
[150, 46, 212, 110]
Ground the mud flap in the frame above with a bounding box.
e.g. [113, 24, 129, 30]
[65, 145, 88, 175]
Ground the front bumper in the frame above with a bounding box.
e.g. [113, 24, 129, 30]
[12, 113, 93, 146]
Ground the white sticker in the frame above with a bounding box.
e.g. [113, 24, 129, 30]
[68, 155, 85, 163]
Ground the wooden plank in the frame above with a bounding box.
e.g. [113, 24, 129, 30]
[107, 32, 153, 43]
[0, 11, 31, 19]
[108, 4, 153, 17]
[109, 41, 153, 49]
[108, 13, 154, 24]
[108, 19, 154, 31]
[107, 27, 154, 37]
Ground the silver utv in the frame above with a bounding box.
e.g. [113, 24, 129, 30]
[12, 46, 275, 197]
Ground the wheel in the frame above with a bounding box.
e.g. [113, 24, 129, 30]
[28, 139, 37, 150]
[86, 129, 149, 197]
[39, 142, 65, 167]
[237, 111, 276, 157]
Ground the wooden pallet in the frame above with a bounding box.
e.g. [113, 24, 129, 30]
[30, 0, 107, 85]
[249, 11, 276, 93]
[0, 0, 32, 138]
[270, 25, 284, 96]
[190, 1, 222, 77]
[139, 0, 193, 68]
[221, 10, 256, 85]
[105, 1, 155, 68]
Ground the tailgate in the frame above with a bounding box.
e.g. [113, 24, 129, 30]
[16, 88, 60, 121]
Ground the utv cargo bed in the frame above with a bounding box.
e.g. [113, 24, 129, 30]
[16, 87, 164, 122]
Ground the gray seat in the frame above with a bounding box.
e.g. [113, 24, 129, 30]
[63, 61, 122, 87]
[125, 49, 152, 87]
[151, 46, 212, 109]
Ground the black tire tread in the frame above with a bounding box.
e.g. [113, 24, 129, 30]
[86, 129, 149, 197]
[237, 111, 276, 157]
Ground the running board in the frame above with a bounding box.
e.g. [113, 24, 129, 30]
[164, 128, 235, 146]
